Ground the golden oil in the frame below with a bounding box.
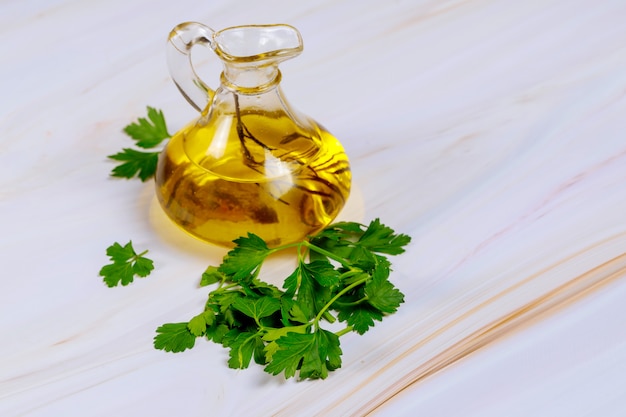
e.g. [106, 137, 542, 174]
[155, 110, 351, 247]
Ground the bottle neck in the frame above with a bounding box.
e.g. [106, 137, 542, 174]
[220, 63, 281, 94]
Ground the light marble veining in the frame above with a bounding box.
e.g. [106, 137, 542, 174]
[1, 0, 626, 416]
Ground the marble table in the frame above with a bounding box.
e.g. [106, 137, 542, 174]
[2, 0, 626, 415]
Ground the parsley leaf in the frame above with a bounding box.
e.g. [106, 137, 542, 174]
[108, 148, 159, 182]
[187, 311, 215, 336]
[99, 241, 154, 287]
[108, 107, 171, 182]
[264, 332, 315, 379]
[310, 218, 412, 261]
[305, 260, 341, 287]
[154, 323, 196, 352]
[123, 107, 171, 148]
[300, 329, 342, 379]
[357, 218, 412, 255]
[223, 331, 265, 369]
[218, 233, 271, 281]
[284, 260, 336, 319]
[337, 303, 384, 335]
[265, 329, 342, 380]
[232, 297, 281, 322]
[200, 265, 223, 287]
[365, 263, 404, 314]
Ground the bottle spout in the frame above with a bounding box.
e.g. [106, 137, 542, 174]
[213, 24, 303, 64]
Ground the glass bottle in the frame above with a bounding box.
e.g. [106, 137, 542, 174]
[155, 22, 351, 247]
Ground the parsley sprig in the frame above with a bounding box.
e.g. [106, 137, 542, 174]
[99, 241, 154, 287]
[108, 107, 170, 181]
[154, 219, 410, 380]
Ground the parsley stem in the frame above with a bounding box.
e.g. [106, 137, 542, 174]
[322, 311, 336, 324]
[218, 282, 239, 291]
[266, 242, 301, 255]
[332, 296, 368, 307]
[314, 275, 369, 326]
[338, 270, 362, 282]
[130, 249, 150, 264]
[302, 242, 352, 268]
[335, 326, 354, 337]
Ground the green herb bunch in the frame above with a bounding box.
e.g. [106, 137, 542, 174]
[154, 219, 410, 380]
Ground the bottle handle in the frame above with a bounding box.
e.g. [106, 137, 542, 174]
[166, 22, 216, 112]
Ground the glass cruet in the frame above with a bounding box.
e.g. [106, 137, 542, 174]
[155, 22, 352, 247]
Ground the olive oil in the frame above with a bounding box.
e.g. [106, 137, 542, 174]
[161, 23, 352, 246]
[155, 111, 351, 247]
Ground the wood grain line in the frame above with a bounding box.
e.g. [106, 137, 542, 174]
[360, 251, 626, 416]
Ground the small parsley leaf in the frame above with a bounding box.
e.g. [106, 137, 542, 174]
[187, 311, 215, 337]
[305, 260, 341, 287]
[357, 218, 412, 255]
[108, 148, 159, 182]
[337, 304, 384, 335]
[218, 233, 270, 281]
[224, 331, 264, 369]
[283, 261, 326, 320]
[264, 332, 314, 379]
[200, 265, 223, 287]
[108, 107, 171, 182]
[99, 241, 154, 287]
[300, 329, 342, 379]
[154, 323, 196, 352]
[365, 264, 404, 314]
[123, 106, 171, 148]
[265, 329, 342, 380]
[232, 297, 281, 322]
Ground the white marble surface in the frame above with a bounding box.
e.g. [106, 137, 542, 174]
[2, 0, 626, 416]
